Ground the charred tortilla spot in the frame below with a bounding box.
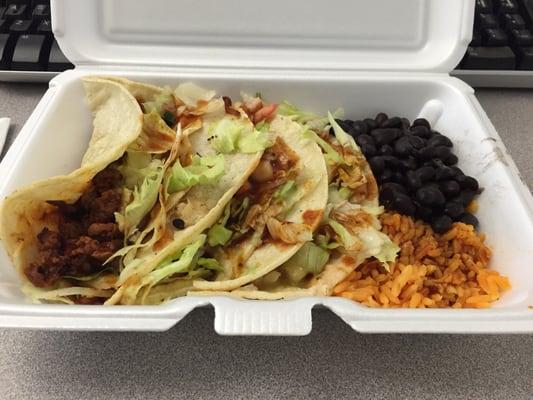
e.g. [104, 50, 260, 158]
[341, 255, 356, 266]
[302, 209, 323, 228]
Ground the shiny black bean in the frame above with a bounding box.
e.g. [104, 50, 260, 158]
[444, 201, 464, 219]
[400, 156, 418, 171]
[368, 156, 386, 175]
[363, 118, 378, 131]
[406, 170, 422, 189]
[378, 168, 394, 183]
[456, 190, 476, 207]
[431, 215, 453, 234]
[380, 182, 405, 206]
[435, 166, 456, 181]
[381, 182, 407, 195]
[459, 213, 479, 228]
[416, 205, 433, 221]
[412, 118, 431, 129]
[427, 135, 453, 147]
[456, 175, 479, 191]
[443, 154, 459, 166]
[379, 144, 394, 156]
[416, 185, 446, 206]
[382, 155, 401, 169]
[408, 135, 426, 149]
[417, 146, 436, 160]
[394, 136, 413, 157]
[360, 143, 377, 157]
[375, 112, 388, 126]
[393, 193, 416, 216]
[440, 180, 461, 198]
[433, 146, 452, 160]
[355, 134, 374, 147]
[451, 166, 464, 177]
[392, 171, 405, 184]
[416, 166, 436, 182]
[411, 125, 431, 138]
[381, 116, 402, 129]
[371, 128, 400, 146]
[401, 118, 410, 129]
[351, 120, 368, 136]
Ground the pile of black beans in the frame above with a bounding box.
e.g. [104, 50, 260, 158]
[334, 113, 481, 234]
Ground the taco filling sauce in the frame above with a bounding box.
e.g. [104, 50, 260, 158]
[25, 165, 124, 287]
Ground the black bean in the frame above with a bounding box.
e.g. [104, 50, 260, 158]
[412, 118, 431, 130]
[416, 186, 445, 206]
[172, 218, 185, 229]
[381, 116, 402, 129]
[435, 166, 456, 181]
[416, 166, 436, 182]
[444, 201, 464, 219]
[440, 180, 461, 198]
[378, 168, 394, 183]
[368, 156, 386, 175]
[459, 213, 479, 228]
[451, 166, 464, 177]
[380, 182, 405, 206]
[431, 215, 453, 234]
[381, 182, 407, 195]
[392, 171, 405, 184]
[375, 112, 388, 126]
[382, 155, 401, 169]
[400, 156, 418, 171]
[360, 143, 377, 157]
[433, 146, 452, 160]
[379, 144, 394, 156]
[417, 146, 436, 160]
[455, 190, 476, 207]
[363, 118, 378, 131]
[427, 135, 453, 147]
[371, 128, 400, 146]
[456, 175, 479, 191]
[406, 170, 422, 189]
[394, 136, 413, 157]
[393, 193, 416, 216]
[408, 135, 426, 149]
[443, 154, 459, 166]
[355, 134, 374, 147]
[401, 118, 410, 129]
[351, 120, 368, 136]
[411, 125, 431, 138]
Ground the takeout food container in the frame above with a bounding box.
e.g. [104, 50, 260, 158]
[0, 0, 532, 334]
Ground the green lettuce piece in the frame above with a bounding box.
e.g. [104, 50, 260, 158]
[147, 235, 206, 286]
[210, 117, 270, 154]
[278, 101, 343, 132]
[274, 180, 296, 201]
[142, 89, 174, 116]
[328, 185, 351, 205]
[207, 203, 233, 246]
[315, 234, 341, 250]
[168, 154, 225, 193]
[328, 219, 359, 251]
[255, 121, 270, 133]
[282, 242, 330, 283]
[197, 257, 223, 272]
[328, 111, 360, 151]
[302, 127, 346, 166]
[123, 157, 165, 234]
[120, 151, 155, 189]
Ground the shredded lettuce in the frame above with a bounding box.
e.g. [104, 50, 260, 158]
[207, 204, 232, 247]
[301, 127, 345, 166]
[121, 157, 165, 234]
[168, 154, 225, 193]
[328, 219, 359, 252]
[282, 242, 330, 283]
[328, 185, 351, 205]
[209, 117, 270, 154]
[142, 89, 174, 116]
[278, 101, 343, 131]
[255, 121, 270, 133]
[274, 180, 296, 201]
[197, 257, 223, 272]
[328, 111, 360, 151]
[120, 151, 155, 189]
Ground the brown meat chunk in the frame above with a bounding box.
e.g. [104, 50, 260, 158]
[89, 189, 122, 224]
[37, 228, 62, 250]
[93, 168, 122, 192]
[59, 220, 86, 240]
[88, 223, 121, 240]
[25, 251, 66, 288]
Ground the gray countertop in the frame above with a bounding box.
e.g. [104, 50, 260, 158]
[0, 83, 532, 400]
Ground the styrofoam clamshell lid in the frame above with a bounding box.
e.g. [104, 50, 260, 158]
[51, 0, 473, 73]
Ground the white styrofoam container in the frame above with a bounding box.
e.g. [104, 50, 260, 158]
[0, 0, 532, 334]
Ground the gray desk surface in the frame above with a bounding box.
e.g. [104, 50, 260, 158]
[0, 83, 532, 400]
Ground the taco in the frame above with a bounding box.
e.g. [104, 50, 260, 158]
[188, 103, 399, 300]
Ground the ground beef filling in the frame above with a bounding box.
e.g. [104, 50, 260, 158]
[25, 166, 124, 288]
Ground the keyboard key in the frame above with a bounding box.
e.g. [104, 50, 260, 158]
[0, 7, 6, 19]
[515, 46, 533, 68]
[501, 13, 525, 30]
[9, 18, 31, 32]
[494, 0, 519, 13]
[522, 0, 533, 25]
[462, 46, 516, 69]
[32, 4, 49, 19]
[477, 13, 499, 28]
[47, 39, 72, 71]
[0, 19, 8, 33]
[482, 28, 509, 45]
[36, 18, 50, 33]
[0, 33, 11, 68]
[4, 3, 26, 19]
[510, 28, 533, 45]
[11, 33, 45, 70]
[476, 0, 494, 13]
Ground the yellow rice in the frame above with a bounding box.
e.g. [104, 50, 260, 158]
[334, 212, 511, 308]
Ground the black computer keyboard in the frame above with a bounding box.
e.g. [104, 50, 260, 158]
[454, 0, 533, 87]
[0, 0, 72, 82]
